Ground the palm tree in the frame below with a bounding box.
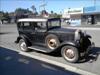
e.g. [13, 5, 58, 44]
[51, 11, 54, 14]
[31, 5, 36, 14]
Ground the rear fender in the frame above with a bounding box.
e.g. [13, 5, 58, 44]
[15, 35, 31, 46]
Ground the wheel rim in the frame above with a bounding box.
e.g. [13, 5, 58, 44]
[20, 41, 27, 51]
[64, 48, 75, 59]
[47, 38, 57, 49]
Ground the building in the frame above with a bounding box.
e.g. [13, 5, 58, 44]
[82, 6, 100, 25]
[62, 7, 83, 26]
[62, 6, 100, 25]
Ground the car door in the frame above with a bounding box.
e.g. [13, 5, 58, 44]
[23, 22, 36, 43]
[34, 22, 47, 45]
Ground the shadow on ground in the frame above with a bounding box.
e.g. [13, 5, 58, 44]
[79, 47, 100, 63]
[0, 47, 79, 75]
[0, 32, 15, 35]
[31, 46, 100, 63]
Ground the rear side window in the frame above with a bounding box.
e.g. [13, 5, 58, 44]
[17, 22, 23, 28]
[23, 22, 30, 29]
[24, 22, 30, 26]
[17, 21, 46, 30]
[23, 22, 35, 30]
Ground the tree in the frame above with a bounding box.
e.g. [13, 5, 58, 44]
[15, 8, 32, 16]
[51, 11, 54, 14]
[31, 5, 38, 15]
[40, 10, 49, 17]
[31, 5, 36, 13]
[0, 11, 4, 20]
[49, 12, 61, 18]
[14, 8, 32, 22]
[0, 11, 11, 24]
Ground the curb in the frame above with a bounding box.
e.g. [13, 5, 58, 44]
[19, 51, 97, 75]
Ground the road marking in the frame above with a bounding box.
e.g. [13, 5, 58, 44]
[66, 27, 100, 30]
[19, 51, 97, 75]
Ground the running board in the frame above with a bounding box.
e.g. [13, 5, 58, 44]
[28, 46, 52, 53]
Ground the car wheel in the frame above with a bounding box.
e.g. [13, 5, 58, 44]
[45, 34, 60, 50]
[67, 22, 70, 25]
[19, 39, 29, 52]
[61, 45, 79, 63]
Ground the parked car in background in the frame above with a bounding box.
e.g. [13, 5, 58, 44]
[0, 17, 11, 24]
[66, 19, 81, 26]
[15, 18, 93, 63]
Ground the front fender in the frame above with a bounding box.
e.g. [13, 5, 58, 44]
[52, 41, 78, 53]
[59, 41, 77, 48]
[86, 34, 91, 38]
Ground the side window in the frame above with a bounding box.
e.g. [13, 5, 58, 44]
[17, 22, 23, 31]
[17, 22, 23, 28]
[35, 22, 46, 30]
[23, 22, 30, 29]
[23, 22, 34, 30]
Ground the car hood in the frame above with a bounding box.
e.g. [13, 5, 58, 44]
[48, 27, 77, 34]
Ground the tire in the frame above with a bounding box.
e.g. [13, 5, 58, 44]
[19, 39, 29, 52]
[67, 22, 70, 25]
[61, 45, 79, 63]
[45, 34, 60, 50]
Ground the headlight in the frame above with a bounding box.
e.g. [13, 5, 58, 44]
[75, 29, 81, 41]
[83, 30, 87, 37]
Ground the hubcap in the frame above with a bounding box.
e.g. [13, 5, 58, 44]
[48, 38, 57, 49]
[65, 48, 75, 59]
[20, 42, 26, 51]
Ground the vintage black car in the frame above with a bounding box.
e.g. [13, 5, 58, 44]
[15, 18, 94, 63]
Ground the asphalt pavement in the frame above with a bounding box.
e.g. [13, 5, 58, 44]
[0, 47, 79, 75]
[0, 23, 100, 75]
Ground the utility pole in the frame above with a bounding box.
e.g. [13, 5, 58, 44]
[94, 0, 96, 6]
[39, 0, 47, 11]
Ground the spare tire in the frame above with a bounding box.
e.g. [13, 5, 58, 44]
[45, 34, 60, 50]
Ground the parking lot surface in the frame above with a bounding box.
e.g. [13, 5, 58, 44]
[0, 24, 100, 75]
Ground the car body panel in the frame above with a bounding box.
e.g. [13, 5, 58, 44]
[16, 18, 92, 56]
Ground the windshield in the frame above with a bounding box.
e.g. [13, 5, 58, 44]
[48, 19, 61, 28]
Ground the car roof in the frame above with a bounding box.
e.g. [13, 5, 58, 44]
[18, 18, 48, 22]
[17, 18, 61, 22]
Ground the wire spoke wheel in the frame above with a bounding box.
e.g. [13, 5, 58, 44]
[19, 39, 29, 52]
[47, 38, 57, 49]
[61, 46, 79, 63]
[65, 49, 75, 59]
[20, 42, 27, 51]
[45, 34, 60, 50]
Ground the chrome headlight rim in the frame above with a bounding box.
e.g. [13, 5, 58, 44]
[83, 30, 87, 37]
[75, 29, 81, 41]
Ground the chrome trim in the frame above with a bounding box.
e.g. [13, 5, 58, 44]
[75, 29, 81, 41]
[83, 30, 87, 37]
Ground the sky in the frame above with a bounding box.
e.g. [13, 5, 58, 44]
[0, 0, 100, 13]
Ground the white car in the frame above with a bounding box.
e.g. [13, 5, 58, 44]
[66, 19, 81, 26]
